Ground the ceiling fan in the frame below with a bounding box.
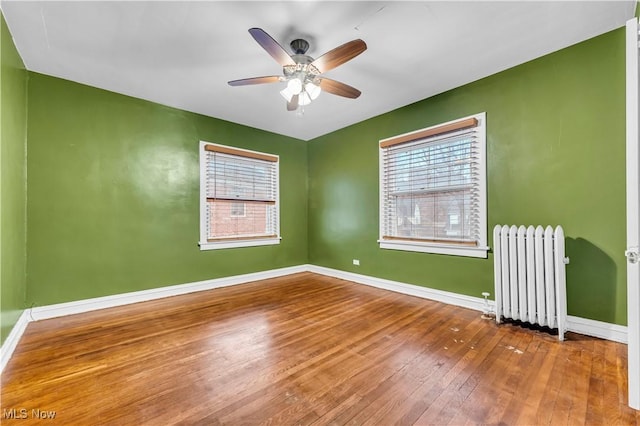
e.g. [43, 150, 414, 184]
[228, 28, 367, 112]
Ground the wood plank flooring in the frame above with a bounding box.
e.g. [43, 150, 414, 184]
[1, 272, 638, 424]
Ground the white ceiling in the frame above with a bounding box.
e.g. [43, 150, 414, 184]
[2, 1, 636, 141]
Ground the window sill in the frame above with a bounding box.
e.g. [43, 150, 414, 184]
[199, 237, 281, 251]
[378, 239, 488, 258]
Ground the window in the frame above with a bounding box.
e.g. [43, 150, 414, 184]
[230, 202, 246, 217]
[199, 142, 280, 250]
[379, 113, 488, 258]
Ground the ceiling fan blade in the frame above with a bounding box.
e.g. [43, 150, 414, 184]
[249, 28, 296, 67]
[287, 95, 299, 111]
[310, 39, 367, 74]
[228, 76, 282, 86]
[319, 78, 362, 99]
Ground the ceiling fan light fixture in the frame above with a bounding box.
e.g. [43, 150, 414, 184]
[286, 78, 303, 95]
[279, 87, 294, 102]
[305, 82, 321, 100]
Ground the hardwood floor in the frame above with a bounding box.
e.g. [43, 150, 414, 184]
[2, 272, 638, 425]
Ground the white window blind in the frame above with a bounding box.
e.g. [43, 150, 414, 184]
[199, 142, 280, 250]
[379, 113, 487, 258]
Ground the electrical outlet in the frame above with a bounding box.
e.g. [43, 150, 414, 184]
[353, 259, 360, 266]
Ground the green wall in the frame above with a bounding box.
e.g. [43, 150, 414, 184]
[0, 12, 28, 344]
[308, 28, 627, 325]
[26, 73, 308, 306]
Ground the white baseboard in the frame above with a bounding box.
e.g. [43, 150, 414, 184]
[30, 265, 308, 321]
[0, 263, 628, 373]
[1, 309, 31, 374]
[307, 265, 629, 344]
[567, 315, 628, 344]
[307, 265, 488, 312]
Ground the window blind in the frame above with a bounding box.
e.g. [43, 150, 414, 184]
[380, 118, 482, 246]
[205, 148, 278, 241]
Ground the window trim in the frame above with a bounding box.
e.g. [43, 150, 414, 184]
[378, 113, 488, 258]
[199, 141, 281, 251]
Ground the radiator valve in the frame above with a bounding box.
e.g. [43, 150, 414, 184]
[481, 292, 495, 319]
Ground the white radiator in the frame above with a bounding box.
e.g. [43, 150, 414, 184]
[493, 225, 569, 341]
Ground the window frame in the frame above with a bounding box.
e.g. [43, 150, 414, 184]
[199, 141, 281, 251]
[378, 112, 488, 258]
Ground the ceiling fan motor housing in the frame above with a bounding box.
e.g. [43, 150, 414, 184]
[284, 40, 320, 83]
[290, 38, 310, 55]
